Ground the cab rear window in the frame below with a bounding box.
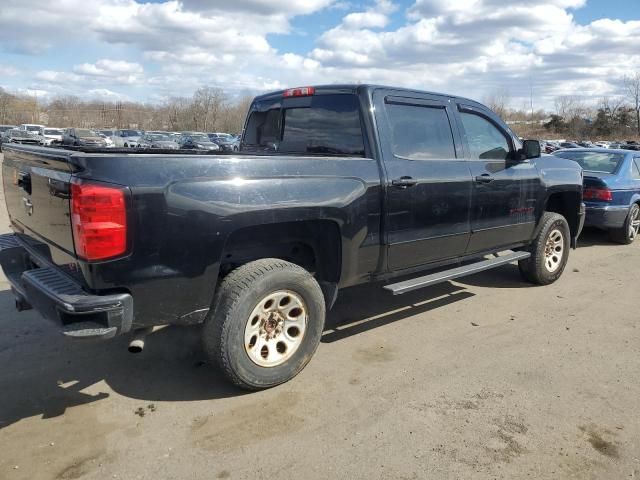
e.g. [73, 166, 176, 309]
[243, 94, 365, 157]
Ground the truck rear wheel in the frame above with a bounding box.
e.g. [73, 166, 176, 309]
[203, 259, 326, 390]
[518, 212, 570, 285]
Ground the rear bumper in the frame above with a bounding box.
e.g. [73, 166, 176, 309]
[0, 233, 133, 339]
[584, 204, 628, 229]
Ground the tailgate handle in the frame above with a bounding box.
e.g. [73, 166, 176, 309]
[17, 172, 31, 195]
[48, 178, 70, 199]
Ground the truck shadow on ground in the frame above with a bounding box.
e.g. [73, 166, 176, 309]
[576, 227, 619, 247]
[0, 280, 477, 428]
[323, 281, 474, 343]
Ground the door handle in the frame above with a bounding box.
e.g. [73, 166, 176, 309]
[475, 174, 494, 184]
[391, 176, 417, 188]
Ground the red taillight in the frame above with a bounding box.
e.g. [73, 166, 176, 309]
[71, 182, 127, 261]
[583, 187, 612, 202]
[283, 86, 315, 98]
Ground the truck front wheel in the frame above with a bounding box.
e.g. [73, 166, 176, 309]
[203, 259, 326, 390]
[518, 212, 570, 285]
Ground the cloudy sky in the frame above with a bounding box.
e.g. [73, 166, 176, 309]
[0, 0, 638, 109]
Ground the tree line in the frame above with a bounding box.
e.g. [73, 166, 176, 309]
[2, 72, 639, 139]
[485, 72, 640, 140]
[0, 86, 253, 134]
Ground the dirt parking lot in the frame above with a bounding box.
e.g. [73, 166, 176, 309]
[0, 153, 639, 480]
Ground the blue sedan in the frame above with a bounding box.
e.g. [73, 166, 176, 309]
[553, 148, 640, 244]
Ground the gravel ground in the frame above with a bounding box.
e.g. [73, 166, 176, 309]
[0, 153, 639, 479]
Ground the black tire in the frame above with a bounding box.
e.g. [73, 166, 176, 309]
[609, 204, 640, 245]
[203, 258, 326, 390]
[518, 212, 571, 285]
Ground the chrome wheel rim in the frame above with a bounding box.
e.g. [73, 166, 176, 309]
[544, 228, 564, 273]
[244, 290, 307, 368]
[629, 207, 640, 241]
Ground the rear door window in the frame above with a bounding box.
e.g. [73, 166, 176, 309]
[384, 102, 456, 160]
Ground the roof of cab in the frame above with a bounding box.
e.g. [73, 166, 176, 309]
[252, 84, 479, 107]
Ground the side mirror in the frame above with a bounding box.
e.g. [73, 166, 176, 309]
[521, 139, 541, 160]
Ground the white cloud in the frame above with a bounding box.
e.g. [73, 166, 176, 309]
[0, 65, 19, 76]
[1, 0, 639, 110]
[87, 88, 130, 101]
[74, 60, 143, 77]
[180, 0, 335, 15]
[343, 0, 396, 29]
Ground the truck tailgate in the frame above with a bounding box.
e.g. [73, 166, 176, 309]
[2, 146, 78, 269]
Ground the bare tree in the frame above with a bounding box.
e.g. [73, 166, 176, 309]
[1, 85, 252, 133]
[554, 95, 585, 120]
[484, 87, 511, 119]
[623, 72, 640, 136]
[600, 96, 626, 121]
[191, 87, 225, 131]
[0, 88, 11, 124]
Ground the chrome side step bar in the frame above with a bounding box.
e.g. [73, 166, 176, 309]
[383, 251, 531, 295]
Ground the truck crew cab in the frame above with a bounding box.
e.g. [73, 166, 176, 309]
[0, 84, 585, 389]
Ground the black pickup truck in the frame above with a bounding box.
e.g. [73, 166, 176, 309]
[0, 84, 585, 390]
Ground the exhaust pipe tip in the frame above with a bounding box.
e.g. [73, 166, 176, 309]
[15, 297, 32, 312]
[128, 327, 153, 354]
[128, 339, 145, 354]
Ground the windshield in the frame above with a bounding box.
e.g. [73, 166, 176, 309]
[146, 134, 172, 141]
[76, 129, 98, 138]
[121, 130, 141, 137]
[26, 126, 41, 132]
[243, 93, 365, 156]
[99, 130, 113, 136]
[190, 135, 210, 143]
[44, 129, 61, 135]
[553, 151, 625, 174]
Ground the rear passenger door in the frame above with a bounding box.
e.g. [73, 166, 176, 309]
[373, 90, 473, 271]
[456, 104, 540, 254]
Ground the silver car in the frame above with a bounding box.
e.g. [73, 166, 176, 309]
[138, 133, 180, 149]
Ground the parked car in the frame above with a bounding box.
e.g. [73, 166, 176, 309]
[18, 124, 46, 135]
[594, 141, 610, 149]
[98, 129, 116, 139]
[1, 128, 40, 146]
[179, 132, 220, 151]
[62, 128, 108, 147]
[208, 132, 239, 151]
[39, 127, 64, 146]
[96, 132, 115, 148]
[553, 148, 640, 244]
[0, 125, 16, 135]
[541, 141, 558, 154]
[0, 84, 584, 390]
[559, 142, 580, 149]
[112, 129, 143, 148]
[138, 132, 180, 149]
